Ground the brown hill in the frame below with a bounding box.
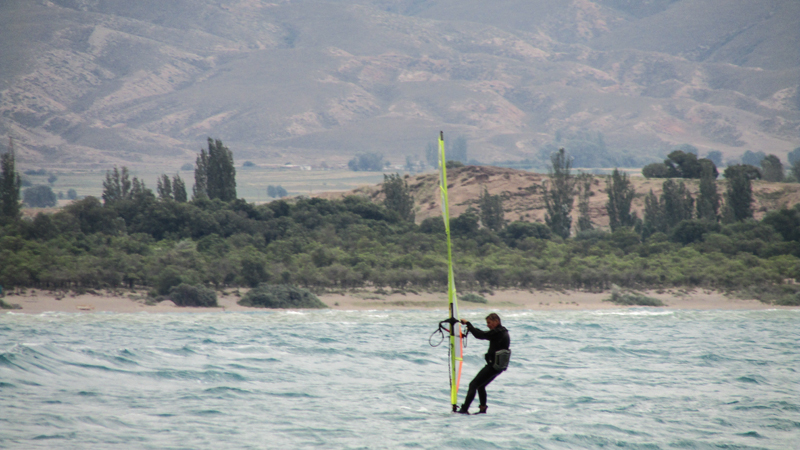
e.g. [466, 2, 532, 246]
[317, 165, 800, 228]
[1, 0, 798, 171]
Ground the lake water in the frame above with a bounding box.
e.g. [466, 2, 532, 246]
[1, 309, 798, 449]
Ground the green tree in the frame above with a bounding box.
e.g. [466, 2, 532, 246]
[172, 174, 187, 202]
[642, 189, 664, 237]
[478, 187, 504, 231]
[661, 179, 694, 229]
[576, 174, 593, 232]
[643, 151, 717, 179]
[348, 153, 385, 171]
[102, 166, 132, 205]
[605, 169, 636, 231]
[205, 138, 237, 201]
[642, 162, 670, 178]
[0, 140, 21, 221]
[665, 150, 701, 178]
[193, 148, 208, 200]
[23, 185, 57, 208]
[192, 138, 237, 201]
[544, 148, 575, 239]
[723, 165, 755, 222]
[696, 163, 720, 221]
[760, 154, 784, 182]
[157, 174, 173, 200]
[382, 173, 415, 222]
[268, 185, 288, 198]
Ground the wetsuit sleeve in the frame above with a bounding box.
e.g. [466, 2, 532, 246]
[465, 322, 493, 340]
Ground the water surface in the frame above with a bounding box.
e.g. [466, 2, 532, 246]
[2, 309, 798, 449]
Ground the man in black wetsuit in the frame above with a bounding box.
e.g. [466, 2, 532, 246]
[457, 312, 510, 414]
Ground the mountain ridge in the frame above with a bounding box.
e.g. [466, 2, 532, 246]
[1, 0, 798, 170]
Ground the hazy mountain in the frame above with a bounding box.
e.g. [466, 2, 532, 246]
[1, 0, 798, 170]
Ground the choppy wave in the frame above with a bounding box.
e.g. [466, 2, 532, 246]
[1, 309, 798, 449]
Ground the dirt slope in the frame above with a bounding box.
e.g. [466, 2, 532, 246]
[317, 165, 800, 228]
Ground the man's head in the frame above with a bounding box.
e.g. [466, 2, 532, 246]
[485, 312, 501, 330]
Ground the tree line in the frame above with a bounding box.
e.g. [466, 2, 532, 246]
[2, 141, 800, 306]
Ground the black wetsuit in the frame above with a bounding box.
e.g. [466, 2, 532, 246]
[462, 322, 510, 410]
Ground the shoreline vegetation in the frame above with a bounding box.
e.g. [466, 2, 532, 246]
[2, 287, 796, 314]
[3, 143, 800, 311]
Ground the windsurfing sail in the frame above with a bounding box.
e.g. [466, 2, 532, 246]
[438, 131, 464, 412]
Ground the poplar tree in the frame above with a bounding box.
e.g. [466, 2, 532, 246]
[478, 187, 505, 232]
[157, 174, 173, 200]
[193, 148, 208, 200]
[696, 164, 720, 221]
[193, 138, 236, 201]
[605, 169, 636, 231]
[723, 165, 755, 222]
[172, 174, 187, 202]
[760, 154, 784, 182]
[0, 139, 21, 221]
[576, 174, 593, 232]
[642, 190, 664, 237]
[102, 166, 132, 205]
[382, 173, 415, 222]
[544, 148, 575, 239]
[207, 138, 236, 201]
[661, 179, 694, 229]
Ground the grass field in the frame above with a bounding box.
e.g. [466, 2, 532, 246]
[22, 166, 399, 208]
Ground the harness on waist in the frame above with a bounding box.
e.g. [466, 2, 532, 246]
[493, 349, 511, 371]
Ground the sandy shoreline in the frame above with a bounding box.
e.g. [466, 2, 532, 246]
[1, 288, 794, 314]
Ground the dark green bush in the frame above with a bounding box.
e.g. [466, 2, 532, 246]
[156, 267, 185, 296]
[168, 283, 218, 307]
[239, 284, 327, 309]
[774, 293, 800, 306]
[0, 298, 21, 310]
[604, 286, 664, 306]
[500, 221, 551, 247]
[461, 293, 488, 304]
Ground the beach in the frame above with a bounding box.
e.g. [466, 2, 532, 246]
[2, 287, 791, 314]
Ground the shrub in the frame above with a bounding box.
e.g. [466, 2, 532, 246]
[0, 298, 21, 309]
[500, 221, 551, 247]
[239, 284, 327, 309]
[461, 293, 488, 304]
[604, 285, 664, 306]
[168, 283, 218, 307]
[642, 162, 670, 178]
[156, 266, 184, 295]
[775, 293, 800, 306]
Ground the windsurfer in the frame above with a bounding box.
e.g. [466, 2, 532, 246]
[456, 313, 510, 414]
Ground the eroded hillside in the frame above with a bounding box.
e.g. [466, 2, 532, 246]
[318, 165, 800, 228]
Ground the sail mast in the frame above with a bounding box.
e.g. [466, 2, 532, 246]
[439, 131, 462, 411]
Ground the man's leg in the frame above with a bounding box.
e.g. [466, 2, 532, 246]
[460, 365, 499, 412]
[477, 370, 500, 406]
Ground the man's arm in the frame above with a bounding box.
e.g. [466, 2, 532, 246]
[461, 320, 490, 340]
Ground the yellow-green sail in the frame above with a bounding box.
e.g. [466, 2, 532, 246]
[439, 131, 463, 411]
